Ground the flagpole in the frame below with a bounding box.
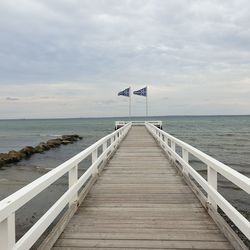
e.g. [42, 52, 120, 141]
[133, 86, 148, 117]
[129, 86, 131, 119]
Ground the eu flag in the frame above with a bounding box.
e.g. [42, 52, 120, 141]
[118, 88, 130, 97]
[133, 87, 147, 97]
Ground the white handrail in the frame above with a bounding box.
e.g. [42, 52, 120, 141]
[145, 122, 250, 240]
[115, 120, 162, 129]
[0, 122, 132, 250]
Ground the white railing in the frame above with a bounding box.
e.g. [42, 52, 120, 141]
[0, 122, 132, 250]
[146, 122, 250, 240]
[115, 120, 162, 129]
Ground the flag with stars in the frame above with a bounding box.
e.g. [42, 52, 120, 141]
[118, 87, 130, 97]
[133, 87, 147, 97]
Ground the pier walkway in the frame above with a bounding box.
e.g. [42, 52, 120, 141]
[1, 122, 249, 250]
[53, 126, 232, 249]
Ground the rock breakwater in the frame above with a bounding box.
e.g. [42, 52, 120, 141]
[0, 134, 82, 167]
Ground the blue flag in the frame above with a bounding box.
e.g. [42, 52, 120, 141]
[133, 87, 147, 97]
[118, 87, 130, 97]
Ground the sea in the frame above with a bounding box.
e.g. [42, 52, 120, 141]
[0, 116, 249, 242]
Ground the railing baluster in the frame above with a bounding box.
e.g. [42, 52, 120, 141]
[0, 213, 15, 250]
[182, 148, 189, 174]
[115, 134, 118, 145]
[68, 164, 78, 206]
[171, 140, 176, 152]
[171, 141, 175, 152]
[92, 149, 98, 175]
[145, 122, 250, 240]
[0, 122, 132, 250]
[208, 165, 217, 210]
[112, 135, 115, 149]
[160, 134, 164, 148]
[103, 141, 107, 158]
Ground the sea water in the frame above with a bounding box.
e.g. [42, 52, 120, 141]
[0, 116, 249, 240]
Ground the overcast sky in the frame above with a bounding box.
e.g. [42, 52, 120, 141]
[0, 0, 249, 118]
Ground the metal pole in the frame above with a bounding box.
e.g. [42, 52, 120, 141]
[146, 87, 148, 117]
[129, 86, 131, 119]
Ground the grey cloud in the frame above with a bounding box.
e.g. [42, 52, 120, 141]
[162, 97, 169, 100]
[0, 0, 249, 118]
[98, 99, 116, 105]
[0, 1, 245, 83]
[39, 96, 51, 99]
[6, 97, 20, 101]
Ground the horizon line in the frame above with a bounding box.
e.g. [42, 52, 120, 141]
[0, 114, 250, 121]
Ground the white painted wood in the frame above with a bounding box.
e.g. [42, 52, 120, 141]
[149, 124, 249, 193]
[0, 121, 247, 249]
[0, 123, 130, 222]
[145, 122, 250, 240]
[54, 126, 233, 250]
[68, 165, 78, 206]
[182, 148, 189, 175]
[92, 149, 98, 175]
[102, 141, 107, 152]
[115, 121, 162, 129]
[0, 213, 15, 250]
[171, 140, 176, 152]
[207, 165, 217, 210]
[0, 122, 132, 250]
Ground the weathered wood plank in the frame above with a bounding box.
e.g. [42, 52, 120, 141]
[52, 126, 232, 250]
[64, 225, 219, 232]
[53, 248, 230, 250]
[65, 218, 218, 228]
[80, 202, 203, 208]
[54, 239, 233, 249]
[59, 232, 228, 242]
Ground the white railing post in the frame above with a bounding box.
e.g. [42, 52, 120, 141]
[103, 141, 107, 157]
[0, 213, 15, 250]
[68, 164, 78, 206]
[182, 148, 189, 175]
[111, 136, 115, 150]
[92, 149, 98, 175]
[171, 140, 176, 152]
[207, 165, 217, 210]
[160, 133, 165, 147]
[0, 123, 132, 250]
[145, 122, 250, 239]
[114, 135, 118, 147]
[157, 131, 160, 142]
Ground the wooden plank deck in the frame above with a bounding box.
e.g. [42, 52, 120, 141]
[53, 126, 233, 249]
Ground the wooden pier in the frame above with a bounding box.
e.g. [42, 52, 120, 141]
[0, 122, 249, 250]
[53, 126, 232, 249]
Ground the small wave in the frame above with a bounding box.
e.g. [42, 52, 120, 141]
[38, 134, 62, 137]
[233, 199, 250, 207]
[218, 184, 240, 190]
[197, 169, 207, 173]
[189, 159, 203, 164]
[234, 138, 250, 142]
[216, 133, 234, 137]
